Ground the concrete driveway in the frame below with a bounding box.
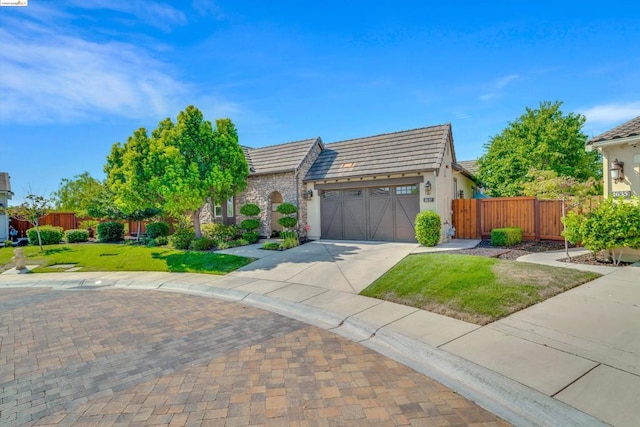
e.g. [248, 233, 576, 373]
[224, 240, 419, 293]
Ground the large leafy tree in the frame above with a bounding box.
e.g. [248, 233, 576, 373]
[52, 172, 104, 217]
[105, 105, 249, 238]
[477, 101, 601, 197]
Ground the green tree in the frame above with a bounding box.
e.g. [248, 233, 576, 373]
[477, 101, 601, 197]
[2, 193, 51, 251]
[52, 172, 104, 217]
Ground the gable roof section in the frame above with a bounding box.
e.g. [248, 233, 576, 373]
[587, 116, 640, 144]
[245, 137, 322, 176]
[304, 124, 451, 181]
[456, 160, 479, 176]
[0, 172, 12, 195]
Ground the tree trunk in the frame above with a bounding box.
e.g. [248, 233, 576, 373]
[192, 209, 202, 238]
[35, 218, 43, 252]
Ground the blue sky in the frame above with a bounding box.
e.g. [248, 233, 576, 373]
[1, 1, 639, 203]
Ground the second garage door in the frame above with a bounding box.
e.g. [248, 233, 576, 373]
[320, 184, 420, 242]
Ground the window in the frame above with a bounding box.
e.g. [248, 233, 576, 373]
[214, 197, 234, 218]
[226, 197, 234, 217]
[395, 185, 418, 195]
[322, 190, 339, 198]
[344, 189, 363, 198]
[370, 187, 390, 197]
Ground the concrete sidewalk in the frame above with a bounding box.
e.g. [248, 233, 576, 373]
[1, 241, 638, 426]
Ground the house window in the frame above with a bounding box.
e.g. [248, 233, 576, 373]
[395, 185, 418, 195]
[344, 189, 363, 198]
[226, 197, 234, 217]
[322, 190, 339, 198]
[370, 187, 390, 197]
[214, 201, 222, 218]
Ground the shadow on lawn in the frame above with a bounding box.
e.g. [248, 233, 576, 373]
[42, 247, 72, 256]
[151, 251, 252, 273]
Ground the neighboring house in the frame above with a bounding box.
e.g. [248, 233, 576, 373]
[586, 115, 640, 261]
[0, 172, 13, 242]
[205, 124, 477, 243]
[453, 160, 485, 198]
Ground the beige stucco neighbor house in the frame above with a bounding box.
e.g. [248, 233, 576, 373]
[209, 124, 477, 243]
[586, 115, 640, 261]
[0, 172, 13, 242]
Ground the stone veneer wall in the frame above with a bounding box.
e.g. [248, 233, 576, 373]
[234, 141, 323, 237]
[235, 172, 297, 237]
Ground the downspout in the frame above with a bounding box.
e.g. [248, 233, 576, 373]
[295, 168, 300, 235]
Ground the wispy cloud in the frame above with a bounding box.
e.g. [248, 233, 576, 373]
[580, 102, 640, 125]
[69, 0, 187, 31]
[0, 21, 188, 124]
[479, 73, 520, 101]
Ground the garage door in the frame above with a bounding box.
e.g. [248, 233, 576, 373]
[320, 184, 420, 242]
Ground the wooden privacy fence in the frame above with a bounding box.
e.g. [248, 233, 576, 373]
[10, 212, 79, 239]
[452, 197, 573, 241]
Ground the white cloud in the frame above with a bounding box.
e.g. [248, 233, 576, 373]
[479, 73, 520, 101]
[0, 3, 196, 125]
[580, 102, 640, 125]
[69, 0, 187, 30]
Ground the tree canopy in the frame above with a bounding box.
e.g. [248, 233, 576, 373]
[477, 101, 601, 197]
[104, 105, 249, 237]
[52, 172, 104, 216]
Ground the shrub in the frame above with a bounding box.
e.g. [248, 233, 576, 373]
[240, 203, 261, 217]
[561, 211, 583, 245]
[145, 222, 170, 238]
[240, 219, 260, 232]
[190, 237, 215, 251]
[242, 231, 260, 244]
[414, 211, 441, 246]
[146, 238, 157, 247]
[65, 229, 90, 243]
[280, 237, 299, 249]
[276, 202, 298, 215]
[491, 227, 523, 246]
[202, 223, 238, 242]
[278, 216, 298, 229]
[262, 242, 281, 251]
[79, 219, 99, 230]
[216, 241, 230, 250]
[154, 236, 169, 246]
[4, 240, 13, 248]
[97, 222, 125, 242]
[171, 226, 195, 250]
[27, 226, 64, 246]
[232, 238, 249, 247]
[280, 231, 297, 240]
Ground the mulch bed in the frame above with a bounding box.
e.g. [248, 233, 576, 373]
[447, 240, 632, 267]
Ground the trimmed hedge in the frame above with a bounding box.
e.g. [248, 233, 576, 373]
[276, 202, 297, 215]
[27, 226, 64, 246]
[145, 222, 170, 238]
[240, 203, 261, 217]
[278, 216, 298, 229]
[240, 219, 260, 232]
[242, 231, 260, 244]
[65, 229, 90, 243]
[97, 222, 125, 242]
[414, 211, 441, 247]
[491, 227, 523, 246]
[190, 237, 215, 251]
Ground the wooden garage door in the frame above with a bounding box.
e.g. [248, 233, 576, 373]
[320, 184, 419, 242]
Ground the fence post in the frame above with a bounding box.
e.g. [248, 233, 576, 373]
[476, 199, 482, 239]
[534, 198, 541, 241]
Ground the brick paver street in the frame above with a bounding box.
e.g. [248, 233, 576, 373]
[0, 287, 509, 426]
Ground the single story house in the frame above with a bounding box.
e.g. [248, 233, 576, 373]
[0, 172, 13, 242]
[586, 115, 640, 261]
[205, 124, 478, 243]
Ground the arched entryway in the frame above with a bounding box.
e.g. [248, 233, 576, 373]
[270, 191, 283, 235]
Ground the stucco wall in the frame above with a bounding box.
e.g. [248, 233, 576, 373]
[601, 144, 640, 199]
[0, 193, 8, 241]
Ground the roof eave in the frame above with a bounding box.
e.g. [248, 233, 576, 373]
[304, 168, 436, 183]
[586, 134, 640, 151]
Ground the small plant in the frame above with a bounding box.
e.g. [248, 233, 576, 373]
[202, 223, 238, 242]
[190, 237, 215, 251]
[4, 240, 13, 248]
[242, 231, 260, 244]
[280, 237, 299, 249]
[171, 225, 195, 250]
[280, 231, 297, 240]
[65, 229, 90, 243]
[216, 241, 230, 250]
[277, 202, 298, 232]
[27, 225, 64, 246]
[97, 222, 125, 242]
[491, 227, 523, 246]
[145, 222, 170, 238]
[414, 211, 441, 246]
[154, 236, 169, 246]
[262, 242, 281, 251]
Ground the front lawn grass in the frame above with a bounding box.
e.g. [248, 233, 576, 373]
[0, 244, 252, 274]
[360, 253, 600, 325]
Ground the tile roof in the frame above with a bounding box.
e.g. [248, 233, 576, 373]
[245, 138, 322, 176]
[304, 124, 451, 181]
[456, 160, 479, 176]
[588, 116, 640, 143]
[0, 172, 11, 193]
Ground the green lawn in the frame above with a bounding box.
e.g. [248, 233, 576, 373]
[0, 243, 252, 275]
[360, 253, 600, 325]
